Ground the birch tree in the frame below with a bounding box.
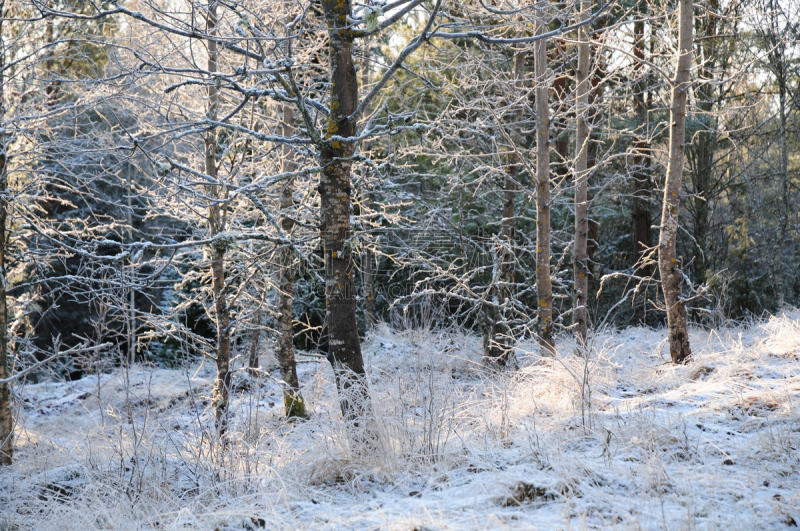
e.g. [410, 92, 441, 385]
[658, 0, 694, 363]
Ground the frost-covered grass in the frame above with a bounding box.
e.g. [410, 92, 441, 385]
[1, 311, 799, 530]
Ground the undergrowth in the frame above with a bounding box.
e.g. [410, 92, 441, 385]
[1, 311, 799, 529]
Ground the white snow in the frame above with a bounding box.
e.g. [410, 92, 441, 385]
[1, 311, 799, 530]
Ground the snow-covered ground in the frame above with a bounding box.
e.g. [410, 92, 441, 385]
[2, 311, 799, 530]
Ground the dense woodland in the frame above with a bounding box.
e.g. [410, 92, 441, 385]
[0, 0, 798, 505]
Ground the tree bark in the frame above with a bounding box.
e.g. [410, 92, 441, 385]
[320, 0, 376, 449]
[0, 3, 13, 466]
[534, 19, 554, 355]
[205, 1, 232, 433]
[275, 62, 306, 417]
[658, 0, 693, 364]
[573, 0, 590, 348]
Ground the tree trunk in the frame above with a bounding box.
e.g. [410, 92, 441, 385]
[320, 0, 376, 449]
[658, 0, 693, 364]
[275, 76, 307, 418]
[0, 5, 12, 466]
[534, 20, 554, 355]
[210, 246, 231, 432]
[205, 1, 232, 433]
[573, 0, 590, 348]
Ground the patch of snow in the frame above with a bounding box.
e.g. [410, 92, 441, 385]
[1, 314, 799, 529]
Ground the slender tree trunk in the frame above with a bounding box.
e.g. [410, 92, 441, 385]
[658, 0, 693, 364]
[320, 0, 376, 449]
[0, 5, 13, 466]
[535, 20, 554, 355]
[205, 1, 232, 432]
[275, 56, 306, 417]
[573, 0, 590, 348]
[210, 247, 231, 433]
[631, 19, 652, 269]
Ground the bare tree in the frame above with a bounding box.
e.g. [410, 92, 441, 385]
[0, 0, 11, 467]
[658, 0, 694, 364]
[273, 0, 306, 420]
[572, 0, 591, 348]
[534, 14, 554, 355]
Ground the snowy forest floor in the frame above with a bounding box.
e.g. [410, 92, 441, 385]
[2, 312, 800, 530]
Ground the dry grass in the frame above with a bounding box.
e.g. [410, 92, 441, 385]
[1, 311, 799, 529]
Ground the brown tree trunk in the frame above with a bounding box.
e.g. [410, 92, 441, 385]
[573, 0, 590, 348]
[275, 84, 307, 419]
[535, 20, 554, 355]
[658, 0, 693, 364]
[320, 0, 376, 449]
[205, 1, 232, 432]
[0, 4, 13, 466]
[210, 246, 231, 432]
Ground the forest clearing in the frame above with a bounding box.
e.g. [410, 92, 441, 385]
[0, 0, 798, 528]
